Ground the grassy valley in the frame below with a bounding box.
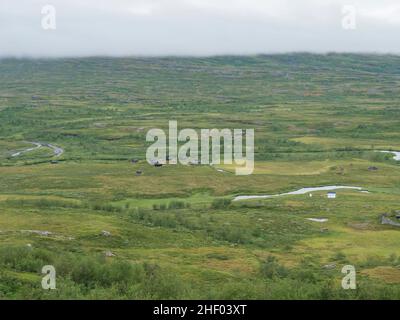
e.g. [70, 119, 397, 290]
[1, 54, 400, 299]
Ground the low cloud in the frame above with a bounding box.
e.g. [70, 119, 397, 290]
[1, 0, 399, 57]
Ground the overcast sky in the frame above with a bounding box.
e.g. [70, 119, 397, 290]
[1, 0, 400, 57]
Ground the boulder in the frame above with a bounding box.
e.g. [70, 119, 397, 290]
[105, 251, 116, 257]
[101, 230, 111, 237]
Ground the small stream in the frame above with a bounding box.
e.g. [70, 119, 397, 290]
[379, 151, 400, 161]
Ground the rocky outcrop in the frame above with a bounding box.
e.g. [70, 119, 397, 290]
[381, 214, 400, 227]
[105, 251, 116, 257]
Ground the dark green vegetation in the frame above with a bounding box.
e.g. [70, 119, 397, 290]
[1, 54, 400, 299]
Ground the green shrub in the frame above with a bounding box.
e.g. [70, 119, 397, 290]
[211, 198, 231, 209]
[168, 200, 186, 209]
[260, 256, 289, 279]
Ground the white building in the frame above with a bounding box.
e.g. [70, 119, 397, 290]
[327, 192, 336, 199]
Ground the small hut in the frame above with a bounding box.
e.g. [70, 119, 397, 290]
[327, 192, 336, 199]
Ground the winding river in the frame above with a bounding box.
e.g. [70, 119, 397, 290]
[233, 150, 400, 201]
[233, 186, 364, 201]
[11, 142, 42, 157]
[11, 142, 64, 158]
